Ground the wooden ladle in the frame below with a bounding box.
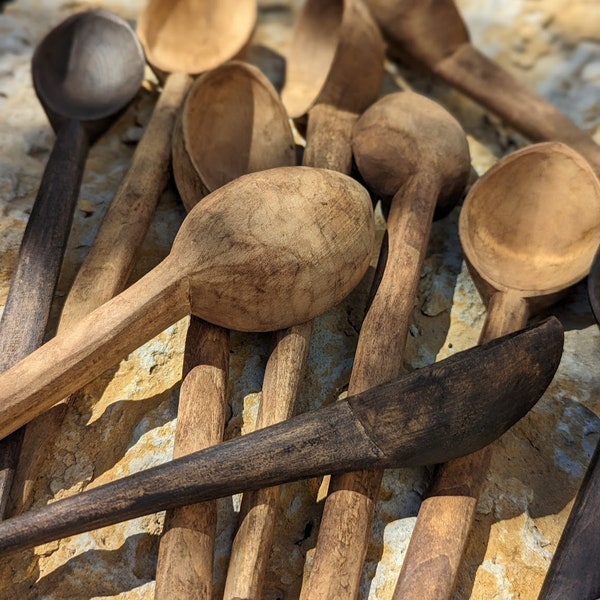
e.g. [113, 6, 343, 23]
[155, 61, 295, 599]
[303, 91, 470, 598]
[0, 166, 373, 442]
[536, 247, 600, 600]
[393, 142, 600, 600]
[0, 8, 144, 514]
[0, 318, 564, 558]
[363, 0, 600, 176]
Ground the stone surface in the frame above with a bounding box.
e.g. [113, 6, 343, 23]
[0, 0, 598, 599]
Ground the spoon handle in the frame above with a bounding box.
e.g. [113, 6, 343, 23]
[434, 44, 600, 176]
[154, 318, 229, 600]
[5, 71, 193, 518]
[0, 256, 189, 442]
[0, 118, 89, 515]
[392, 289, 529, 600]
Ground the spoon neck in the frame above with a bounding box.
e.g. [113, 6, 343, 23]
[480, 290, 529, 343]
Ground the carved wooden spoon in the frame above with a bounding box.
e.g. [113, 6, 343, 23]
[0, 8, 144, 515]
[0, 166, 373, 442]
[303, 91, 470, 599]
[0, 318, 564, 558]
[155, 61, 295, 599]
[536, 246, 600, 600]
[393, 142, 600, 600]
[363, 0, 600, 177]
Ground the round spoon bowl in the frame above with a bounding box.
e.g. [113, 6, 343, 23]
[137, 0, 257, 76]
[460, 142, 600, 297]
[173, 61, 296, 211]
[32, 9, 144, 127]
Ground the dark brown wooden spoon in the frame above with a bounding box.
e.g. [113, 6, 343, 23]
[363, 0, 600, 177]
[303, 90, 470, 599]
[0, 317, 564, 558]
[0, 8, 144, 516]
[536, 247, 600, 600]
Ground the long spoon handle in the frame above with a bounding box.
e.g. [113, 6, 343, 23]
[6, 71, 193, 518]
[303, 174, 441, 598]
[222, 102, 355, 600]
[0, 118, 89, 515]
[537, 441, 600, 599]
[0, 257, 188, 442]
[434, 44, 600, 176]
[154, 318, 229, 600]
[392, 289, 529, 600]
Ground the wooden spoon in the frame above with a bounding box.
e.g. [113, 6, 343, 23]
[303, 91, 470, 598]
[0, 317, 564, 558]
[6, 0, 257, 519]
[155, 61, 295, 599]
[536, 247, 600, 600]
[0, 8, 144, 515]
[393, 142, 600, 600]
[0, 166, 373, 442]
[363, 0, 600, 177]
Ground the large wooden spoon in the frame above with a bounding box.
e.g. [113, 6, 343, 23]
[303, 91, 470, 598]
[536, 247, 600, 600]
[0, 318, 564, 558]
[0, 8, 144, 516]
[0, 166, 373, 442]
[393, 142, 600, 600]
[155, 61, 295, 599]
[363, 0, 600, 176]
[6, 0, 258, 518]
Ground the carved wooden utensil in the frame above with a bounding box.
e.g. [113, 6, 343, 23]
[0, 166, 374, 443]
[536, 246, 600, 600]
[363, 0, 600, 177]
[0, 9, 144, 515]
[221, 4, 385, 598]
[393, 142, 600, 600]
[7, 0, 258, 518]
[302, 91, 470, 599]
[154, 61, 295, 599]
[0, 318, 564, 558]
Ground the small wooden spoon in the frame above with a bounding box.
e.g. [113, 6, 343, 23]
[303, 91, 470, 599]
[536, 247, 600, 600]
[0, 318, 564, 558]
[0, 166, 373, 442]
[0, 8, 144, 515]
[393, 142, 600, 600]
[155, 61, 295, 599]
[363, 0, 600, 176]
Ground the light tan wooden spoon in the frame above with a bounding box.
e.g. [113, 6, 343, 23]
[0, 166, 373, 443]
[393, 141, 600, 600]
[155, 60, 295, 599]
[363, 0, 600, 177]
[7, 0, 258, 518]
[302, 91, 470, 599]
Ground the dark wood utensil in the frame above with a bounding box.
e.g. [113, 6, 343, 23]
[536, 246, 600, 600]
[0, 8, 144, 516]
[0, 317, 564, 558]
[303, 90, 470, 599]
[363, 0, 600, 177]
[393, 142, 600, 600]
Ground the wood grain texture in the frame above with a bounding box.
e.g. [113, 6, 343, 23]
[363, 0, 600, 178]
[302, 91, 470, 599]
[0, 317, 563, 558]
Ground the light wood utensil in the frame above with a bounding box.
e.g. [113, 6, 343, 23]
[0, 318, 564, 558]
[393, 142, 600, 600]
[222, 3, 384, 597]
[0, 8, 144, 516]
[155, 61, 295, 599]
[303, 91, 470, 598]
[7, 0, 258, 518]
[363, 0, 600, 177]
